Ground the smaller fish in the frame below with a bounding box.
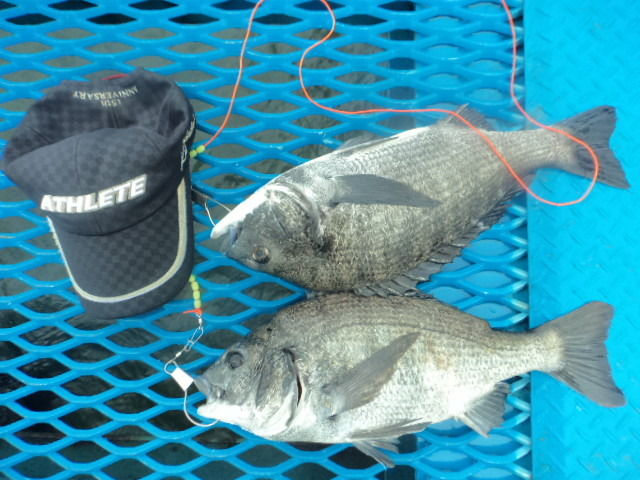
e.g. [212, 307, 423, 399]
[195, 294, 625, 467]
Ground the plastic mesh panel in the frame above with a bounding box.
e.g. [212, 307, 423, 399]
[1, 1, 531, 479]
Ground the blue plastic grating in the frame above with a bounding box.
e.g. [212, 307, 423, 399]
[1, 1, 531, 479]
[525, 0, 640, 478]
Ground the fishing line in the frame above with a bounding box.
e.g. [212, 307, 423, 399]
[163, 275, 219, 428]
[193, 0, 601, 207]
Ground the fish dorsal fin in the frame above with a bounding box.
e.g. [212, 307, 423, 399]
[436, 104, 493, 130]
[329, 174, 440, 208]
[354, 187, 520, 297]
[322, 333, 419, 416]
[335, 132, 381, 152]
[457, 382, 510, 436]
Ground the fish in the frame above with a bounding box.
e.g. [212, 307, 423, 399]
[194, 293, 625, 467]
[210, 106, 629, 295]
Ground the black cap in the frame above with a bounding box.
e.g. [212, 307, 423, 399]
[3, 69, 196, 319]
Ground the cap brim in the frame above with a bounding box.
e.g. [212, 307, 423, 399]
[50, 176, 193, 319]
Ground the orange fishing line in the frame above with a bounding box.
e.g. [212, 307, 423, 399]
[203, 0, 601, 206]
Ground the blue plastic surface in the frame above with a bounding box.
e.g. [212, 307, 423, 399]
[1, 1, 531, 478]
[525, 1, 640, 478]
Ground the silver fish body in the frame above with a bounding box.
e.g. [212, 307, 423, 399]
[196, 294, 625, 466]
[211, 106, 629, 293]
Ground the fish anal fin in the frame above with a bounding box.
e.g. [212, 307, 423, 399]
[323, 333, 420, 415]
[353, 440, 396, 468]
[457, 382, 510, 436]
[351, 419, 431, 440]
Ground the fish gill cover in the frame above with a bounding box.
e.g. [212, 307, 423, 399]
[0, 0, 530, 479]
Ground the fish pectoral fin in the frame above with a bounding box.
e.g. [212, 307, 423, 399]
[329, 174, 440, 208]
[435, 104, 493, 130]
[351, 419, 431, 440]
[457, 382, 510, 437]
[324, 333, 420, 415]
[353, 440, 397, 468]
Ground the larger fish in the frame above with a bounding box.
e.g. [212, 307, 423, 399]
[195, 294, 625, 466]
[211, 106, 629, 294]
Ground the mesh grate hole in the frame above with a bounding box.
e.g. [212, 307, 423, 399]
[250, 128, 297, 144]
[89, 13, 135, 24]
[248, 158, 294, 175]
[337, 42, 384, 55]
[0, 341, 25, 360]
[0, 405, 22, 426]
[204, 265, 250, 284]
[23, 294, 73, 314]
[251, 70, 296, 84]
[64, 343, 114, 363]
[205, 113, 255, 129]
[170, 41, 216, 54]
[0, 438, 19, 459]
[239, 444, 290, 467]
[128, 27, 175, 39]
[214, 0, 253, 10]
[194, 460, 244, 480]
[50, 0, 96, 9]
[7, 14, 54, 25]
[105, 425, 151, 447]
[337, 70, 386, 85]
[330, 446, 376, 469]
[292, 143, 332, 159]
[286, 462, 335, 480]
[194, 427, 244, 448]
[0, 246, 34, 264]
[208, 83, 256, 99]
[168, 70, 216, 83]
[106, 393, 156, 413]
[4, 42, 52, 54]
[86, 41, 134, 54]
[253, 41, 299, 55]
[149, 443, 198, 465]
[171, 13, 218, 25]
[63, 375, 112, 396]
[0, 1, 15, 10]
[47, 27, 94, 39]
[19, 358, 70, 379]
[204, 297, 249, 317]
[293, 114, 341, 130]
[27, 232, 57, 249]
[206, 173, 254, 189]
[148, 377, 182, 399]
[148, 409, 192, 431]
[242, 282, 296, 301]
[26, 263, 69, 282]
[60, 441, 109, 463]
[340, 13, 384, 25]
[108, 328, 159, 348]
[0, 310, 30, 328]
[14, 456, 62, 478]
[103, 459, 153, 480]
[20, 326, 71, 346]
[61, 408, 109, 429]
[131, 0, 177, 10]
[17, 390, 67, 412]
[17, 423, 64, 445]
[1, 278, 30, 295]
[380, 1, 416, 11]
[255, 13, 300, 25]
[107, 360, 156, 381]
[2, 217, 38, 233]
[0, 373, 23, 393]
[249, 98, 299, 113]
[200, 328, 243, 349]
[128, 55, 175, 68]
[296, 1, 345, 11]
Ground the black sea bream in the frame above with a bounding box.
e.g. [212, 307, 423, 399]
[211, 106, 629, 294]
[195, 294, 625, 466]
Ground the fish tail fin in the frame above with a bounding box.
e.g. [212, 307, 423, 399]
[536, 301, 626, 407]
[555, 106, 630, 189]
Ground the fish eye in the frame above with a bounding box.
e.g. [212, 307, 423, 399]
[226, 351, 244, 369]
[252, 246, 271, 264]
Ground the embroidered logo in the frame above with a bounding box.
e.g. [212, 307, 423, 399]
[40, 174, 147, 214]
